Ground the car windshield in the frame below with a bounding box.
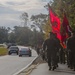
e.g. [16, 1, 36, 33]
[10, 47, 18, 49]
[21, 48, 28, 51]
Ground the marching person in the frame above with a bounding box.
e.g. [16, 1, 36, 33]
[67, 31, 75, 71]
[43, 32, 60, 70]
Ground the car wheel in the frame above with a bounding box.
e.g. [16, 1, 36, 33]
[19, 55, 22, 57]
[8, 52, 11, 55]
[29, 54, 31, 57]
[17, 52, 18, 55]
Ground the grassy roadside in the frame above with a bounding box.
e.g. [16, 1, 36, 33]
[0, 47, 8, 56]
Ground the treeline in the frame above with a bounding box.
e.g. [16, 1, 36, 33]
[0, 26, 44, 47]
[0, 13, 48, 47]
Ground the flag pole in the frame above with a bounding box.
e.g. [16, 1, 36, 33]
[48, 3, 57, 16]
[47, 3, 52, 31]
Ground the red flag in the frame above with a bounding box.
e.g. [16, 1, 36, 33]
[61, 14, 72, 43]
[48, 4, 69, 48]
[48, 5, 61, 41]
[60, 13, 72, 48]
[62, 14, 72, 33]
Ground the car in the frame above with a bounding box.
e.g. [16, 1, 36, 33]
[8, 46, 19, 55]
[18, 47, 32, 57]
[7, 43, 17, 49]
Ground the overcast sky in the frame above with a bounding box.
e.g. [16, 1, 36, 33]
[0, 0, 49, 28]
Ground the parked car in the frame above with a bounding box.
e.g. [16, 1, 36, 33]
[18, 47, 32, 57]
[8, 46, 19, 55]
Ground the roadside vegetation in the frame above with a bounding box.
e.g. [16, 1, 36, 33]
[0, 47, 7, 56]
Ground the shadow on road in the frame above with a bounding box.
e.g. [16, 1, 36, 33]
[55, 69, 75, 74]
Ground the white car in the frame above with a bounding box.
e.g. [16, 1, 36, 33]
[18, 47, 32, 57]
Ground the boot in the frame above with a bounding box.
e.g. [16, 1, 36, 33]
[49, 66, 51, 70]
[52, 66, 56, 71]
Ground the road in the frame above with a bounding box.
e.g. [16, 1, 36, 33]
[0, 49, 37, 75]
[30, 63, 75, 75]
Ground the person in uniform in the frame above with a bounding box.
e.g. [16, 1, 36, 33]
[67, 31, 75, 71]
[43, 32, 59, 70]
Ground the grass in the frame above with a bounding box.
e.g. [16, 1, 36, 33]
[0, 47, 8, 56]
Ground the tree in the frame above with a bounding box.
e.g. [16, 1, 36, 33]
[30, 13, 48, 47]
[0, 27, 8, 43]
[8, 32, 16, 43]
[13, 26, 33, 45]
[20, 12, 28, 27]
[30, 13, 48, 32]
[43, 19, 51, 39]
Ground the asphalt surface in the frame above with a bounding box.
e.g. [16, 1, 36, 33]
[30, 63, 75, 75]
[0, 49, 37, 75]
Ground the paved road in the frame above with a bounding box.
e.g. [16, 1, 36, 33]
[0, 49, 37, 75]
[30, 63, 75, 75]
